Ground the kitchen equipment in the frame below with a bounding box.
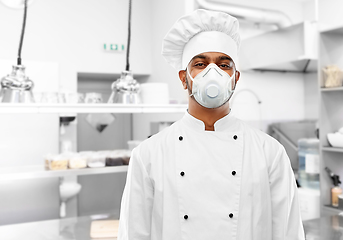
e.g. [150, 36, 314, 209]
[68, 153, 87, 169]
[45, 154, 69, 170]
[106, 150, 131, 166]
[58, 93, 66, 103]
[85, 92, 102, 103]
[64, 92, 84, 103]
[41, 92, 59, 103]
[297, 187, 320, 221]
[90, 220, 119, 238]
[327, 132, 343, 148]
[59, 180, 81, 218]
[85, 113, 115, 132]
[86, 152, 106, 168]
[325, 167, 342, 207]
[323, 65, 343, 88]
[108, 0, 140, 104]
[298, 138, 319, 189]
[0, 65, 34, 103]
[108, 70, 140, 104]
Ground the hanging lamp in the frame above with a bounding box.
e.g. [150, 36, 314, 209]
[0, 0, 35, 103]
[108, 0, 140, 104]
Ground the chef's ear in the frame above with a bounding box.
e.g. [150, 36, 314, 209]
[235, 70, 240, 85]
[179, 69, 188, 90]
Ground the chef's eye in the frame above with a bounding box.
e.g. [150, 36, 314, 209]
[194, 62, 206, 67]
[218, 63, 233, 69]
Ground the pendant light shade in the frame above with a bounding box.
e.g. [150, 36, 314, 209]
[108, 70, 140, 104]
[0, 65, 34, 103]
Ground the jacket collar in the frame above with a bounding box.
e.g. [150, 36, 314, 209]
[182, 110, 239, 132]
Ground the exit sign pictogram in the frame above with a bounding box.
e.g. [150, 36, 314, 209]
[103, 44, 125, 52]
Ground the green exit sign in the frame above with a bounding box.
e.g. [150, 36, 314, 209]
[103, 43, 125, 52]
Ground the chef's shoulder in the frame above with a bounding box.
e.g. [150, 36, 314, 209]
[238, 119, 287, 163]
[132, 121, 179, 164]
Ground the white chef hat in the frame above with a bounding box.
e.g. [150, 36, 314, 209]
[162, 9, 241, 71]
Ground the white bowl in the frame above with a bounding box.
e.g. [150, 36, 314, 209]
[327, 133, 343, 148]
[60, 182, 82, 201]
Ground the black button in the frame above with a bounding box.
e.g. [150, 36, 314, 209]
[233, 135, 237, 140]
[232, 171, 236, 176]
[184, 215, 188, 220]
[180, 171, 185, 176]
[179, 136, 183, 141]
[229, 213, 233, 218]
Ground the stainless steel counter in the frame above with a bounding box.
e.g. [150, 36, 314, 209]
[1, 214, 342, 240]
[0, 215, 119, 240]
[303, 215, 343, 240]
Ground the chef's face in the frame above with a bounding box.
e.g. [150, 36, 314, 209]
[178, 52, 240, 94]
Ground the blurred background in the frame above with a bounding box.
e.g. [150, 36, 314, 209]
[0, 0, 343, 239]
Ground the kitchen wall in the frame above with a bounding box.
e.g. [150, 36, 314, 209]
[318, 0, 343, 30]
[304, 72, 319, 119]
[231, 71, 306, 132]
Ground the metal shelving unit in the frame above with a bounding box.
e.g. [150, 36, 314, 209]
[322, 147, 343, 153]
[0, 103, 188, 114]
[318, 4, 343, 216]
[321, 87, 343, 92]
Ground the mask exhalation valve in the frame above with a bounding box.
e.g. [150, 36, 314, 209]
[206, 84, 219, 98]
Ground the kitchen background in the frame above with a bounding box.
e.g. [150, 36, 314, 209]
[0, 0, 341, 234]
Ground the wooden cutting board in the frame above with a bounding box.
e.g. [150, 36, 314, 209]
[90, 220, 119, 239]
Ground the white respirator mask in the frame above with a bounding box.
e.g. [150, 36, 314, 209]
[187, 63, 236, 109]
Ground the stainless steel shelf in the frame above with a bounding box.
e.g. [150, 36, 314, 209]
[321, 87, 343, 92]
[323, 205, 343, 214]
[0, 165, 128, 180]
[322, 146, 343, 153]
[320, 25, 343, 34]
[0, 103, 188, 114]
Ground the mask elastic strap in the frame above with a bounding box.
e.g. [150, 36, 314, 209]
[186, 67, 195, 82]
[186, 68, 195, 97]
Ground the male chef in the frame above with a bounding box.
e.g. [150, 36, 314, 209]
[118, 9, 305, 240]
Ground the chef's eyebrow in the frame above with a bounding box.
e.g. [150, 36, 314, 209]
[191, 55, 233, 61]
[218, 56, 233, 61]
[191, 54, 207, 61]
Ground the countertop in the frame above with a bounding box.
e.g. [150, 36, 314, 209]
[1, 214, 343, 240]
[0, 214, 119, 240]
[303, 215, 343, 240]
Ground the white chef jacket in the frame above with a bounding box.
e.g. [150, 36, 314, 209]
[118, 111, 305, 240]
